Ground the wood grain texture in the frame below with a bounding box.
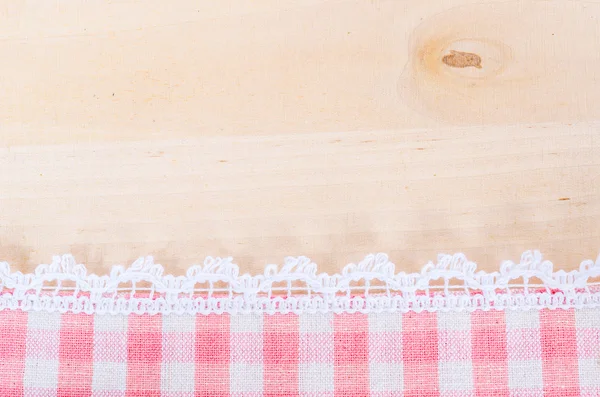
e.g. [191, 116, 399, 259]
[0, 0, 599, 274]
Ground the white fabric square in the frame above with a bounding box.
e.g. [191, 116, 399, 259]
[230, 363, 264, 393]
[437, 311, 471, 330]
[161, 362, 195, 392]
[92, 361, 127, 391]
[505, 310, 540, 329]
[579, 358, 600, 387]
[23, 358, 59, 389]
[438, 361, 474, 391]
[576, 308, 600, 329]
[231, 313, 263, 333]
[299, 363, 334, 392]
[27, 310, 61, 330]
[369, 362, 403, 392]
[299, 312, 333, 334]
[508, 359, 544, 389]
[369, 312, 402, 332]
[163, 314, 195, 333]
[94, 314, 128, 332]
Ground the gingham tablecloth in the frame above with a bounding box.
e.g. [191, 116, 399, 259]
[0, 252, 599, 396]
[0, 308, 599, 396]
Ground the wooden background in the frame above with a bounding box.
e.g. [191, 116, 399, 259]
[0, 0, 598, 274]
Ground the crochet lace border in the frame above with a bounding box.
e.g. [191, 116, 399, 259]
[0, 250, 599, 315]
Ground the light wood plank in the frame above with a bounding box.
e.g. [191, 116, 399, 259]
[0, 0, 599, 274]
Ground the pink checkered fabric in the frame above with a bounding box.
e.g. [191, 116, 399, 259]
[1, 251, 599, 396]
[1, 308, 599, 397]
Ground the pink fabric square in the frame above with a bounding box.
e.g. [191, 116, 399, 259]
[299, 332, 334, 363]
[195, 314, 230, 364]
[91, 391, 127, 397]
[264, 313, 299, 397]
[540, 309, 580, 397]
[507, 327, 542, 361]
[25, 328, 60, 360]
[402, 312, 439, 397]
[439, 391, 475, 397]
[334, 313, 369, 397]
[0, 310, 27, 396]
[369, 331, 403, 364]
[581, 387, 600, 397]
[576, 327, 600, 359]
[509, 391, 543, 397]
[371, 392, 405, 397]
[126, 315, 163, 397]
[58, 313, 94, 397]
[471, 310, 509, 396]
[94, 331, 128, 362]
[438, 329, 472, 362]
[230, 332, 263, 364]
[195, 314, 230, 397]
[162, 332, 195, 363]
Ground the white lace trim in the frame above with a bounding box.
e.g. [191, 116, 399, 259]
[0, 251, 599, 315]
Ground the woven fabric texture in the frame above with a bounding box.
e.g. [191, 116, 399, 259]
[1, 308, 599, 397]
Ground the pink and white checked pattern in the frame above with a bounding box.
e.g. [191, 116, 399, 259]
[0, 251, 599, 396]
[1, 307, 599, 397]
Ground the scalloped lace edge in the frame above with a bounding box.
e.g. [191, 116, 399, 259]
[0, 250, 599, 315]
